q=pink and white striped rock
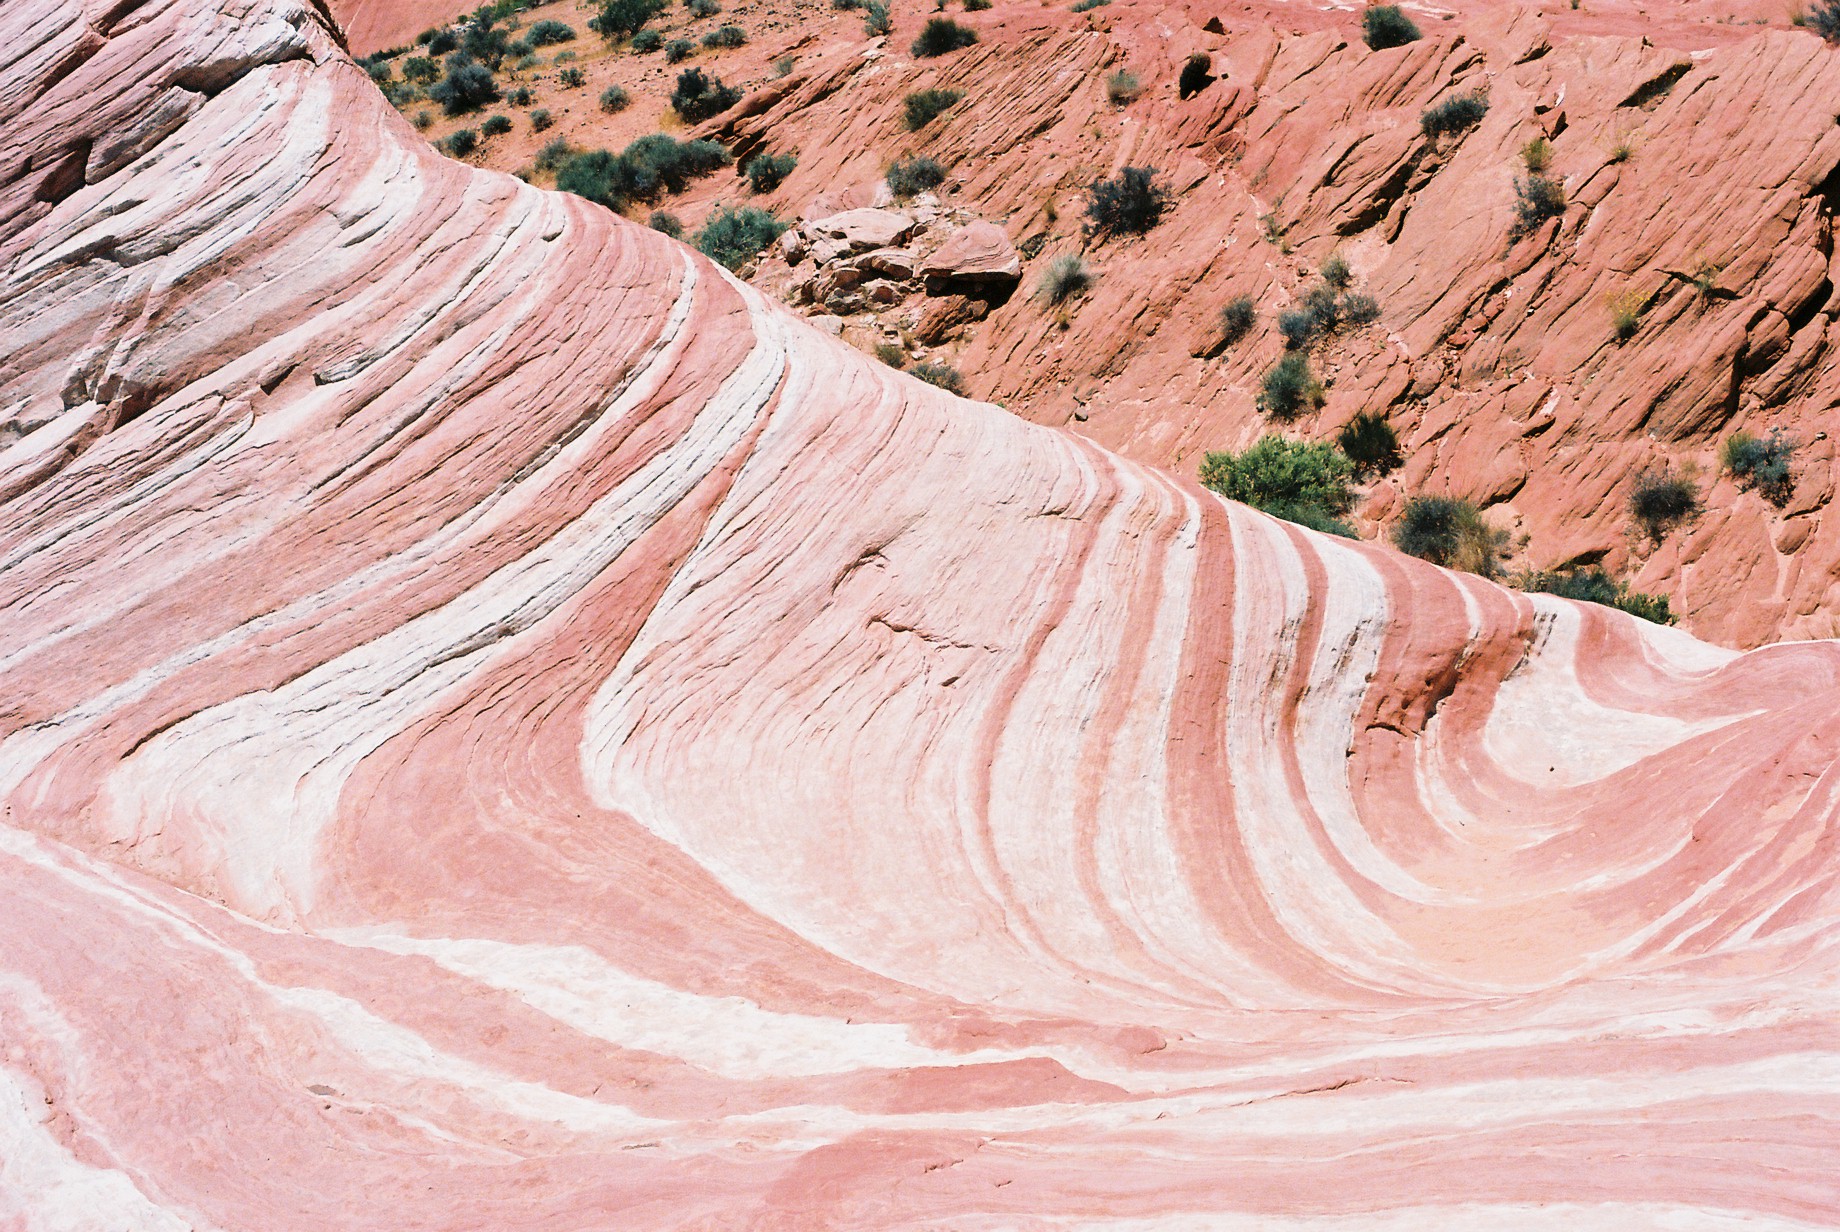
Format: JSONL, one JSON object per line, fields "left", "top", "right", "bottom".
{"left": 1, "top": 0, "right": 1838, "bottom": 1228}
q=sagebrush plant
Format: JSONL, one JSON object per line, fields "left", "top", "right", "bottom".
{"left": 1071, "top": 0, "right": 1109, "bottom": 10}
{"left": 413, "top": 108, "right": 434, "bottom": 129}
{"left": 911, "top": 361, "right": 966, "bottom": 393}
{"left": 1629, "top": 466, "right": 1701, "bottom": 542}
{"left": 671, "top": 66, "right": 742, "bottom": 120}
{"left": 874, "top": 341, "right": 907, "bottom": 367}
{"left": 599, "top": 84, "right": 632, "bottom": 111}
{"left": 1519, "top": 569, "right": 1674, "bottom": 624}
{"left": 481, "top": 113, "right": 512, "bottom": 135}
{"left": 555, "top": 134, "right": 730, "bottom": 207}
{"left": 1319, "top": 253, "right": 1352, "bottom": 290}
{"left": 404, "top": 55, "right": 439, "bottom": 82}
{"left": 772, "top": 53, "right": 796, "bottom": 75}
{"left": 1340, "top": 292, "right": 1381, "bottom": 324}
{"left": 1105, "top": 68, "right": 1141, "bottom": 104}
{"left": 664, "top": 37, "right": 694, "bottom": 61}
{"left": 1511, "top": 175, "right": 1565, "bottom": 238}
{"left": 1259, "top": 353, "right": 1323, "bottom": 420}
{"left": 1362, "top": 4, "right": 1421, "bottom": 49}
{"left": 1392, "top": 496, "right": 1506, "bottom": 576}
{"left": 687, "top": 0, "right": 721, "bottom": 15}
{"left": 695, "top": 204, "right": 787, "bottom": 270}
{"left": 1420, "top": 90, "right": 1488, "bottom": 138}
{"left": 903, "top": 88, "right": 962, "bottom": 130}
{"left": 886, "top": 155, "right": 947, "bottom": 198}
{"left": 1198, "top": 436, "right": 1359, "bottom": 537}
{"left": 1218, "top": 295, "right": 1257, "bottom": 347}
{"left": 1606, "top": 288, "right": 1644, "bottom": 341}
{"left": 1520, "top": 136, "right": 1552, "bottom": 172}
{"left": 444, "top": 127, "right": 479, "bottom": 156}
{"left": 558, "top": 66, "right": 586, "bottom": 87}
{"left": 590, "top": 0, "right": 667, "bottom": 38}
{"left": 529, "top": 107, "right": 553, "bottom": 131}
{"left": 506, "top": 85, "right": 533, "bottom": 105}
{"left": 832, "top": 0, "right": 862, "bottom": 9}
{"left": 703, "top": 24, "right": 747, "bottom": 47}
{"left": 1336, "top": 412, "right": 1401, "bottom": 477}
{"left": 912, "top": 17, "right": 978, "bottom": 56}
{"left": 1036, "top": 253, "right": 1091, "bottom": 305}
{"left": 745, "top": 151, "right": 797, "bottom": 192}
{"left": 1809, "top": 0, "right": 1840, "bottom": 37}
{"left": 631, "top": 29, "right": 663, "bottom": 51}
{"left": 527, "top": 18, "right": 576, "bottom": 44}
{"left": 864, "top": 0, "right": 893, "bottom": 34}
{"left": 431, "top": 55, "right": 498, "bottom": 114}
{"left": 964, "top": 0, "right": 992, "bottom": 10}
{"left": 1084, "top": 166, "right": 1170, "bottom": 237}
{"left": 649, "top": 210, "right": 684, "bottom": 238}
{"left": 535, "top": 136, "right": 571, "bottom": 169}
{"left": 1178, "top": 52, "right": 1212, "bottom": 97}
{"left": 1722, "top": 429, "right": 1797, "bottom": 506}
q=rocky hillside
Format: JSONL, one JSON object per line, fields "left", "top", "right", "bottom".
{"left": 3, "top": 0, "right": 1840, "bottom": 1226}
{"left": 353, "top": 0, "right": 1840, "bottom": 646}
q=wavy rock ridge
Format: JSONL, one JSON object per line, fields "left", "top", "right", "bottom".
{"left": 2, "top": 0, "right": 1839, "bottom": 1227}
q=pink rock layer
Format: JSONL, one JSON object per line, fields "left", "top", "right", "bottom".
{"left": 2, "top": 0, "right": 1839, "bottom": 1228}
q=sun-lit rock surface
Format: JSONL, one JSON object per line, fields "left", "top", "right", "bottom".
{"left": 4, "top": 0, "right": 1840, "bottom": 1227}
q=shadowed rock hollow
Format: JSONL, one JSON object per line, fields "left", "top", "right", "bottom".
{"left": 2, "top": 0, "right": 1840, "bottom": 1227}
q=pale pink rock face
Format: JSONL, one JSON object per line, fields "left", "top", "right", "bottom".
{"left": 2, "top": 0, "right": 1839, "bottom": 1229}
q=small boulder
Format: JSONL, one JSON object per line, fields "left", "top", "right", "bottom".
{"left": 806, "top": 207, "right": 915, "bottom": 252}
{"left": 855, "top": 247, "right": 918, "bottom": 279}
{"left": 918, "top": 222, "right": 1021, "bottom": 287}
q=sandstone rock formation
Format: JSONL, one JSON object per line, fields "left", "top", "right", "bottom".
{"left": 3, "top": 0, "right": 1840, "bottom": 1228}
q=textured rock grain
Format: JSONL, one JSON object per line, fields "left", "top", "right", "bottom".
{"left": 2, "top": 0, "right": 1840, "bottom": 1228}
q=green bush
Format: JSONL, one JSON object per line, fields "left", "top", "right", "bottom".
{"left": 1105, "top": 68, "right": 1140, "bottom": 104}
{"left": 1809, "top": 0, "right": 1840, "bottom": 38}
{"left": 1630, "top": 466, "right": 1701, "bottom": 541}
{"left": 527, "top": 18, "right": 576, "bottom": 44}
{"left": 665, "top": 38, "right": 695, "bottom": 61}
{"left": 703, "top": 24, "right": 747, "bottom": 46}
{"left": 403, "top": 55, "right": 439, "bottom": 82}
{"left": 555, "top": 134, "right": 731, "bottom": 206}
{"left": 672, "top": 67, "right": 742, "bottom": 120}
{"left": 1363, "top": 5, "right": 1421, "bottom": 48}
{"left": 632, "top": 28, "right": 664, "bottom": 51}
{"left": 506, "top": 85, "right": 533, "bottom": 105}
{"left": 864, "top": 0, "right": 893, "bottom": 34}
{"left": 536, "top": 136, "right": 571, "bottom": 169}
{"left": 687, "top": 0, "right": 721, "bottom": 14}
{"left": 530, "top": 107, "right": 554, "bottom": 131}
{"left": 912, "top": 361, "right": 966, "bottom": 393}
{"left": 443, "top": 127, "right": 479, "bottom": 156}
{"left": 430, "top": 55, "right": 498, "bottom": 113}
{"left": 418, "top": 28, "right": 459, "bottom": 54}
{"left": 1178, "top": 52, "right": 1213, "bottom": 97}
{"left": 886, "top": 155, "right": 947, "bottom": 198}
{"left": 1340, "top": 292, "right": 1381, "bottom": 324}
{"left": 557, "top": 66, "right": 585, "bottom": 87}
{"left": 912, "top": 17, "right": 978, "bottom": 56}
{"left": 746, "top": 151, "right": 797, "bottom": 191}
{"left": 600, "top": 84, "right": 632, "bottom": 111}
{"left": 695, "top": 204, "right": 788, "bottom": 269}
{"left": 649, "top": 210, "right": 684, "bottom": 238}
{"left": 481, "top": 112, "right": 512, "bottom": 135}
{"left": 1392, "top": 495, "right": 1505, "bottom": 576}
{"left": 874, "top": 341, "right": 907, "bottom": 367}
{"left": 833, "top": 0, "right": 863, "bottom": 8}
{"left": 591, "top": 0, "right": 668, "bottom": 38}
{"left": 1036, "top": 253, "right": 1090, "bottom": 305}
{"left": 1083, "top": 165, "right": 1169, "bottom": 237}
{"left": 1277, "top": 308, "right": 1316, "bottom": 349}
{"left": 1219, "top": 295, "right": 1256, "bottom": 346}
{"left": 1420, "top": 90, "right": 1488, "bottom": 138}
{"left": 413, "top": 108, "right": 434, "bottom": 129}
{"left": 1512, "top": 175, "right": 1565, "bottom": 238}
{"left": 1722, "top": 429, "right": 1796, "bottom": 506}
{"left": 1198, "top": 436, "right": 1358, "bottom": 536}
{"left": 1520, "top": 569, "right": 1674, "bottom": 624}
{"left": 1071, "top": 0, "right": 1109, "bottom": 10}
{"left": 903, "top": 87, "right": 962, "bottom": 129}
{"left": 1336, "top": 412, "right": 1401, "bottom": 478}
{"left": 1319, "top": 253, "right": 1351, "bottom": 289}
{"left": 772, "top": 54, "right": 796, "bottom": 75}
{"left": 965, "top": 0, "right": 992, "bottom": 9}
{"left": 1258, "top": 353, "right": 1323, "bottom": 420}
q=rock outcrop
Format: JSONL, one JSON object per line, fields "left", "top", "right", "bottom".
{"left": 3, "top": 1, "right": 1840, "bottom": 1229}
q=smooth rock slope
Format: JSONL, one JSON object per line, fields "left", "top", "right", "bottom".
{"left": 2, "top": 0, "right": 1839, "bottom": 1227}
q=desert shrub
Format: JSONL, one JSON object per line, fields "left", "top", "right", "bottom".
{"left": 665, "top": 37, "right": 695, "bottom": 60}
{"left": 965, "top": 0, "right": 992, "bottom": 9}
{"left": 1810, "top": 0, "right": 1840, "bottom": 37}
{"left": 507, "top": 37, "right": 533, "bottom": 59}
{"left": 535, "top": 136, "right": 571, "bottom": 168}
{"left": 1219, "top": 295, "right": 1257, "bottom": 346}
{"left": 1629, "top": 466, "right": 1701, "bottom": 541}
{"left": 555, "top": 50, "right": 580, "bottom": 62}
{"left": 423, "top": 28, "right": 459, "bottom": 55}
{"left": 688, "top": 0, "right": 721, "bottom": 14}
{"left": 1607, "top": 288, "right": 1643, "bottom": 340}
{"left": 911, "top": 361, "right": 966, "bottom": 393}
{"left": 556, "top": 135, "right": 730, "bottom": 206}
{"left": 903, "top": 87, "right": 962, "bottom": 129}
{"left": 1277, "top": 308, "right": 1317, "bottom": 349}
{"left": 1071, "top": 0, "right": 1108, "bottom": 9}
{"left": 1722, "top": 429, "right": 1797, "bottom": 506}
{"left": 1520, "top": 569, "right": 1675, "bottom": 624}
{"left": 703, "top": 24, "right": 747, "bottom": 46}
{"left": 1363, "top": 4, "right": 1421, "bottom": 49}
{"left": 746, "top": 151, "right": 797, "bottom": 191}
{"left": 1520, "top": 136, "right": 1552, "bottom": 172}
{"left": 1037, "top": 253, "right": 1091, "bottom": 305}
{"left": 864, "top": 1, "right": 894, "bottom": 34}
{"left": 1258, "top": 353, "right": 1323, "bottom": 420}
{"left": 481, "top": 112, "right": 512, "bottom": 135}
{"left": 632, "top": 28, "right": 664, "bottom": 51}
{"left": 773, "top": 53, "right": 796, "bottom": 75}
{"left": 365, "top": 57, "right": 394, "bottom": 82}
{"left": 886, "top": 154, "right": 947, "bottom": 198}
{"left": 671, "top": 67, "right": 742, "bottom": 120}
{"left": 515, "top": 52, "right": 540, "bottom": 69}
{"left": 1178, "top": 52, "right": 1213, "bottom": 98}
{"left": 1105, "top": 68, "right": 1141, "bottom": 104}
{"left": 596, "top": 84, "right": 630, "bottom": 112}
{"left": 1336, "top": 412, "right": 1401, "bottom": 477}
{"left": 695, "top": 204, "right": 787, "bottom": 269}
{"left": 443, "top": 127, "right": 479, "bottom": 156}
{"left": 591, "top": 0, "right": 668, "bottom": 38}
{"left": 1084, "top": 165, "right": 1170, "bottom": 237}
{"left": 506, "top": 85, "right": 533, "bottom": 105}
{"left": 1420, "top": 90, "right": 1488, "bottom": 138}
{"left": 649, "top": 209, "right": 684, "bottom": 237}
{"left": 1511, "top": 174, "right": 1565, "bottom": 238}
{"left": 527, "top": 19, "right": 576, "bottom": 44}
{"left": 461, "top": 13, "right": 511, "bottom": 64}
{"left": 1340, "top": 292, "right": 1381, "bottom": 324}
{"left": 413, "top": 108, "right": 435, "bottom": 129}
{"left": 912, "top": 17, "right": 978, "bottom": 56}
{"left": 1393, "top": 495, "right": 1505, "bottom": 575}
{"left": 403, "top": 54, "right": 440, "bottom": 82}
{"left": 1198, "top": 436, "right": 1358, "bottom": 536}
{"left": 530, "top": 107, "right": 554, "bottom": 130}
{"left": 874, "top": 341, "right": 907, "bottom": 367}
{"left": 431, "top": 55, "right": 499, "bottom": 113}
{"left": 1319, "top": 253, "right": 1352, "bottom": 290}
{"left": 558, "top": 66, "right": 586, "bottom": 87}
{"left": 833, "top": 0, "right": 863, "bottom": 8}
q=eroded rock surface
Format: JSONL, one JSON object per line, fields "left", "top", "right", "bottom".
{"left": 2, "top": 0, "right": 1840, "bottom": 1228}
